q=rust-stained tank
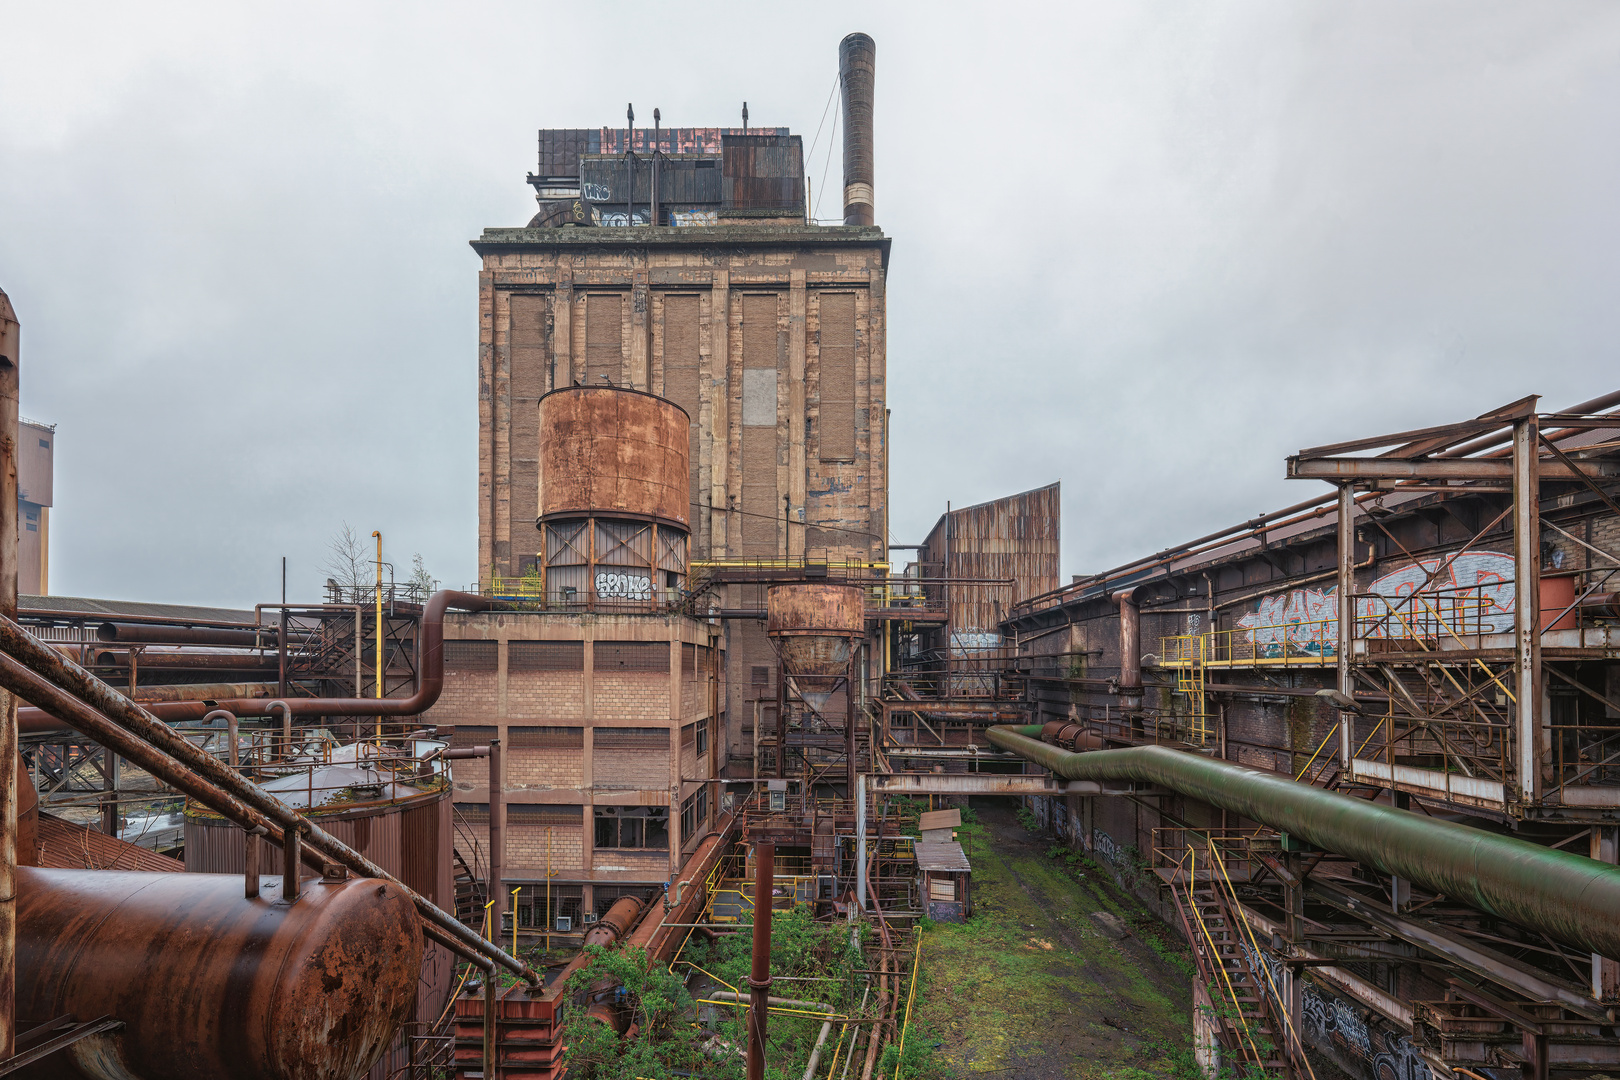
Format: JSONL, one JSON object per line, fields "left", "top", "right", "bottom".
{"left": 536, "top": 387, "right": 691, "bottom": 607}
{"left": 538, "top": 386, "right": 689, "bottom": 527}
{"left": 14, "top": 867, "right": 422, "bottom": 1080}
{"left": 184, "top": 747, "right": 455, "bottom": 1080}
{"left": 767, "top": 584, "right": 866, "bottom": 711}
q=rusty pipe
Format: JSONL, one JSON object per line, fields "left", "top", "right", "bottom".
{"left": 201, "top": 709, "right": 238, "bottom": 767}
{"left": 1111, "top": 588, "right": 1142, "bottom": 700}
{"left": 18, "top": 589, "right": 496, "bottom": 730}
{"left": 0, "top": 619, "right": 538, "bottom": 985}
{"left": 489, "top": 737, "right": 504, "bottom": 940}
{"left": 838, "top": 33, "right": 876, "bottom": 226}
{"left": 584, "top": 895, "right": 644, "bottom": 948}
{"left": 746, "top": 840, "right": 774, "bottom": 1080}
{"left": 95, "top": 622, "right": 270, "bottom": 647}
{"left": 0, "top": 284, "right": 20, "bottom": 1061}
{"left": 989, "top": 724, "right": 1620, "bottom": 963}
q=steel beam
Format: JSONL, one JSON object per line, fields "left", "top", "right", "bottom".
{"left": 1513, "top": 413, "right": 1542, "bottom": 804}
{"left": 867, "top": 773, "right": 1135, "bottom": 796}
{"left": 1287, "top": 457, "right": 1614, "bottom": 480}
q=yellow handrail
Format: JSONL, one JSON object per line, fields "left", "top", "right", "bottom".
{"left": 1212, "top": 847, "right": 1318, "bottom": 1080}
{"left": 1292, "top": 728, "right": 1337, "bottom": 782}
{"left": 1186, "top": 850, "right": 1266, "bottom": 1066}
{"left": 894, "top": 931, "right": 924, "bottom": 1076}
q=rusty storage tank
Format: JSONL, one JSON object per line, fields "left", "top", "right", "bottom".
{"left": 536, "top": 386, "right": 690, "bottom": 607}
{"left": 767, "top": 583, "right": 866, "bottom": 711}
{"left": 14, "top": 866, "right": 422, "bottom": 1080}
{"left": 185, "top": 742, "right": 454, "bottom": 1079}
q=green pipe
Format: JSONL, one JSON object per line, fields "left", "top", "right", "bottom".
{"left": 987, "top": 725, "right": 1620, "bottom": 963}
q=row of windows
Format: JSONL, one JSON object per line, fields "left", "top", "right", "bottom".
{"left": 458, "top": 799, "right": 716, "bottom": 851}
{"left": 449, "top": 723, "right": 718, "bottom": 749}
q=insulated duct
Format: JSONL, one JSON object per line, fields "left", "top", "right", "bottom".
{"left": 838, "top": 33, "right": 876, "bottom": 226}
{"left": 986, "top": 725, "right": 1620, "bottom": 964}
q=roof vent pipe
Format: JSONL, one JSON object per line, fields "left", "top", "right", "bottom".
{"left": 838, "top": 33, "right": 876, "bottom": 226}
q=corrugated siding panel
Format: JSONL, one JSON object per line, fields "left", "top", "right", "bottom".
{"left": 587, "top": 294, "right": 624, "bottom": 385}
{"left": 919, "top": 483, "right": 1062, "bottom": 636}
{"left": 819, "top": 293, "right": 856, "bottom": 461}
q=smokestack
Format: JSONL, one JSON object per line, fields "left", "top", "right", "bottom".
{"left": 838, "top": 33, "right": 876, "bottom": 227}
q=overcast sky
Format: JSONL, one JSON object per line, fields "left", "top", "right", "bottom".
{"left": 2, "top": 2, "right": 1618, "bottom": 607}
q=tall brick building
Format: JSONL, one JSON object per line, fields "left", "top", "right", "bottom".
{"left": 470, "top": 44, "right": 889, "bottom": 777}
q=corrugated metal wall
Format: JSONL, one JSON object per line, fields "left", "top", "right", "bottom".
{"left": 920, "top": 483, "right": 1061, "bottom": 637}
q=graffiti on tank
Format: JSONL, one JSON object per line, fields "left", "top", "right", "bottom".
{"left": 1235, "top": 550, "right": 1514, "bottom": 655}
{"left": 669, "top": 209, "right": 719, "bottom": 227}
{"left": 595, "top": 571, "right": 652, "bottom": 601}
{"left": 598, "top": 210, "right": 651, "bottom": 227}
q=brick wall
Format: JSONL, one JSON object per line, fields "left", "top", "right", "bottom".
{"left": 593, "top": 748, "right": 669, "bottom": 790}
{"left": 509, "top": 748, "right": 583, "bottom": 790}
{"left": 593, "top": 672, "right": 670, "bottom": 721}
{"left": 591, "top": 849, "right": 668, "bottom": 875}
{"left": 508, "top": 672, "right": 585, "bottom": 718}
{"left": 507, "top": 825, "right": 584, "bottom": 872}
{"left": 427, "top": 671, "right": 498, "bottom": 722}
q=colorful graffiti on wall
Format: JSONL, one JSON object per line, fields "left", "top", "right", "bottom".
{"left": 1235, "top": 550, "right": 1515, "bottom": 654}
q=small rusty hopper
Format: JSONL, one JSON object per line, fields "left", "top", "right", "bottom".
{"left": 766, "top": 584, "right": 865, "bottom": 712}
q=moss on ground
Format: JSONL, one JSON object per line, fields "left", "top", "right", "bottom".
{"left": 913, "top": 803, "right": 1200, "bottom": 1079}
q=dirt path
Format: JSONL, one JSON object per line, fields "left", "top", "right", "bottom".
{"left": 911, "top": 801, "right": 1198, "bottom": 1079}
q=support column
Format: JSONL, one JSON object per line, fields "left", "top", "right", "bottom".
{"left": 0, "top": 288, "right": 18, "bottom": 1060}
{"left": 489, "top": 738, "right": 505, "bottom": 937}
{"left": 787, "top": 270, "right": 806, "bottom": 557}
{"left": 775, "top": 658, "right": 787, "bottom": 779}
{"left": 101, "top": 749, "right": 120, "bottom": 837}
{"left": 1594, "top": 825, "right": 1619, "bottom": 1000}
{"left": 855, "top": 774, "right": 867, "bottom": 910}
{"left": 1513, "top": 412, "right": 1542, "bottom": 804}
{"left": 1337, "top": 484, "right": 1355, "bottom": 771}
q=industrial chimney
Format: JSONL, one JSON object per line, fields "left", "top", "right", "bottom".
{"left": 838, "top": 33, "right": 876, "bottom": 226}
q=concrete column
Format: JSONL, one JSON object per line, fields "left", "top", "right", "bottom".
{"left": 1512, "top": 412, "right": 1542, "bottom": 803}
{"left": 493, "top": 286, "right": 512, "bottom": 578}
{"left": 630, "top": 266, "right": 650, "bottom": 390}
{"left": 477, "top": 270, "right": 496, "bottom": 587}
{"left": 711, "top": 269, "right": 731, "bottom": 557}
{"left": 555, "top": 268, "right": 574, "bottom": 387}
{"left": 787, "top": 270, "right": 806, "bottom": 557}
{"left": 496, "top": 637, "right": 509, "bottom": 720}
{"left": 1337, "top": 484, "right": 1355, "bottom": 771}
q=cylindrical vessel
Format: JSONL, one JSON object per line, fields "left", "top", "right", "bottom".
{"left": 537, "top": 387, "right": 689, "bottom": 526}
{"left": 536, "top": 387, "right": 690, "bottom": 607}
{"left": 584, "top": 895, "right": 644, "bottom": 947}
{"left": 766, "top": 584, "right": 865, "bottom": 679}
{"left": 838, "top": 33, "right": 876, "bottom": 226}
{"left": 14, "top": 867, "right": 423, "bottom": 1080}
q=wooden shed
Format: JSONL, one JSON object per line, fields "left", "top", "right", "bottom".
{"left": 915, "top": 839, "right": 972, "bottom": 923}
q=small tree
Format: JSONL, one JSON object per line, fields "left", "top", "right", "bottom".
{"left": 321, "top": 523, "right": 371, "bottom": 595}
{"left": 559, "top": 944, "right": 730, "bottom": 1080}
{"left": 409, "top": 553, "right": 437, "bottom": 599}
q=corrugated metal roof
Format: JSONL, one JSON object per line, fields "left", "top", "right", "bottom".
{"left": 36, "top": 812, "right": 185, "bottom": 873}
{"left": 21, "top": 594, "right": 263, "bottom": 626}
{"left": 538, "top": 127, "right": 790, "bottom": 177}
{"left": 915, "top": 840, "right": 972, "bottom": 874}
{"left": 918, "top": 809, "right": 961, "bottom": 832}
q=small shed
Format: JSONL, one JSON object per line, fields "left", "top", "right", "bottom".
{"left": 918, "top": 808, "right": 960, "bottom": 845}
{"left": 915, "top": 839, "right": 972, "bottom": 923}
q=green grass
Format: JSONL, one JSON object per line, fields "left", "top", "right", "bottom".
{"left": 914, "top": 811, "right": 1198, "bottom": 1079}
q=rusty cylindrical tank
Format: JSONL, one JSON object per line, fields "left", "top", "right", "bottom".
{"left": 537, "top": 387, "right": 690, "bottom": 528}
{"left": 14, "top": 867, "right": 422, "bottom": 1080}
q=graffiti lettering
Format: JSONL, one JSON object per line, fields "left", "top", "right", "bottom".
{"left": 581, "top": 183, "right": 612, "bottom": 202}
{"left": 595, "top": 571, "right": 652, "bottom": 600}
{"left": 669, "top": 209, "right": 718, "bottom": 227}
{"left": 1235, "top": 550, "right": 1514, "bottom": 653}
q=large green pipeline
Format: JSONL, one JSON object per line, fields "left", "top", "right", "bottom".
{"left": 987, "top": 725, "right": 1620, "bottom": 962}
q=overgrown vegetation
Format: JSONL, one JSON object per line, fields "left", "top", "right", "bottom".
{"left": 917, "top": 805, "right": 1197, "bottom": 1079}
{"left": 558, "top": 944, "right": 704, "bottom": 1080}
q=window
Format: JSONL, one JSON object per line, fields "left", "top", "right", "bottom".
{"left": 444, "top": 641, "right": 497, "bottom": 672}
{"left": 681, "top": 787, "right": 710, "bottom": 841}
{"left": 696, "top": 716, "right": 709, "bottom": 756}
{"left": 507, "top": 804, "right": 583, "bottom": 826}
{"left": 593, "top": 727, "right": 669, "bottom": 750}
{"left": 509, "top": 726, "right": 584, "bottom": 750}
{"left": 509, "top": 641, "right": 584, "bottom": 672}
{"left": 594, "top": 806, "right": 668, "bottom": 849}
{"left": 593, "top": 641, "right": 669, "bottom": 671}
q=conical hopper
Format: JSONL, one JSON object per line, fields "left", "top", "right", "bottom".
{"left": 767, "top": 584, "right": 865, "bottom": 713}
